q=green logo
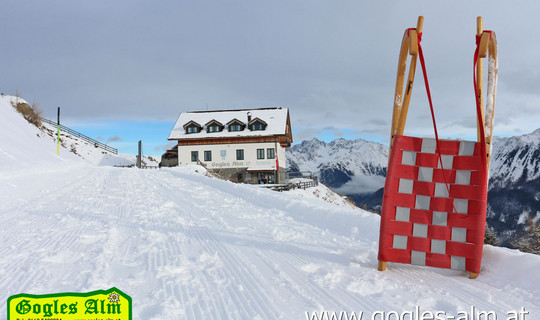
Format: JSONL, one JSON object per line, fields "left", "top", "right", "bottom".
{"left": 8, "top": 287, "right": 132, "bottom": 320}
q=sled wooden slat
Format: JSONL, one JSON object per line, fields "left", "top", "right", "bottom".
{"left": 482, "top": 29, "right": 498, "bottom": 170}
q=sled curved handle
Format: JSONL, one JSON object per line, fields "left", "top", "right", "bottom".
{"left": 389, "top": 16, "right": 424, "bottom": 149}
{"left": 475, "top": 17, "right": 498, "bottom": 168}
{"left": 470, "top": 19, "right": 497, "bottom": 280}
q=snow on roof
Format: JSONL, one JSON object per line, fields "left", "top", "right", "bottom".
{"left": 247, "top": 166, "right": 276, "bottom": 171}
{"left": 168, "top": 107, "right": 289, "bottom": 140}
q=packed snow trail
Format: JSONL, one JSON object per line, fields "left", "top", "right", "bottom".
{"left": 1, "top": 165, "right": 540, "bottom": 319}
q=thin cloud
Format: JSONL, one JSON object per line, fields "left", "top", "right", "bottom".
{"left": 294, "top": 128, "right": 323, "bottom": 142}
{"left": 107, "top": 136, "right": 122, "bottom": 142}
{"left": 335, "top": 175, "right": 386, "bottom": 194}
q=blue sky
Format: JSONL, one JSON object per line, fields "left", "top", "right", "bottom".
{"left": 68, "top": 119, "right": 176, "bottom": 156}
{"left": 66, "top": 119, "right": 382, "bottom": 156}
{"left": 3, "top": 1, "right": 540, "bottom": 156}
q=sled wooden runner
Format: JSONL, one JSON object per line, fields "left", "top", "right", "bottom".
{"left": 377, "top": 16, "right": 498, "bottom": 279}
{"left": 390, "top": 16, "right": 424, "bottom": 143}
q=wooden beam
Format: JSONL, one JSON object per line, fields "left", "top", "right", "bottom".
{"left": 175, "top": 135, "right": 291, "bottom": 148}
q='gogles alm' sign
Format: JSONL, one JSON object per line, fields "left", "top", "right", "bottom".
{"left": 7, "top": 287, "right": 131, "bottom": 320}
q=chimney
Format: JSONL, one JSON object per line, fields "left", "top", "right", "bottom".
{"left": 247, "top": 112, "right": 252, "bottom": 123}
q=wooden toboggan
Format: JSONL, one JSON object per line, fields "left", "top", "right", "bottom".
{"left": 377, "top": 16, "right": 498, "bottom": 279}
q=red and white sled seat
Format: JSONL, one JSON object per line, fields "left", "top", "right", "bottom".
{"left": 378, "top": 135, "right": 488, "bottom": 274}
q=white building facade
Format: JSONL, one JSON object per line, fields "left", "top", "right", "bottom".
{"left": 168, "top": 108, "right": 292, "bottom": 184}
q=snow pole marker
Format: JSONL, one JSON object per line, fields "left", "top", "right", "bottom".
{"left": 57, "top": 107, "right": 60, "bottom": 156}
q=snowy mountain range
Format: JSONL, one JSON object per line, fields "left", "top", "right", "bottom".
{"left": 287, "top": 131, "right": 540, "bottom": 245}
{"left": 490, "top": 129, "right": 540, "bottom": 186}
{"left": 287, "top": 138, "right": 388, "bottom": 193}
{"left": 487, "top": 130, "right": 540, "bottom": 243}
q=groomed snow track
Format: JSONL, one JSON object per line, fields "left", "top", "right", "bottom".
{"left": 1, "top": 165, "right": 539, "bottom": 319}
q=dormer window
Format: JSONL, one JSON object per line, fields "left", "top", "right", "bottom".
{"left": 229, "top": 124, "right": 242, "bottom": 131}
{"left": 205, "top": 120, "right": 224, "bottom": 133}
{"left": 248, "top": 117, "right": 267, "bottom": 131}
{"left": 183, "top": 121, "right": 202, "bottom": 134}
{"left": 227, "top": 118, "right": 245, "bottom": 132}
{"left": 187, "top": 126, "right": 200, "bottom": 133}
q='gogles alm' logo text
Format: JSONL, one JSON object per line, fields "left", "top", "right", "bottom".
{"left": 7, "top": 287, "right": 131, "bottom": 320}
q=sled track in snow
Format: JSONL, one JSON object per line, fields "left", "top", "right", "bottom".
{"left": 2, "top": 167, "right": 540, "bottom": 318}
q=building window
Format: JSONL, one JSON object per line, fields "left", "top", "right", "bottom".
{"left": 257, "top": 149, "right": 265, "bottom": 159}
{"left": 186, "top": 126, "right": 200, "bottom": 134}
{"left": 227, "top": 119, "right": 245, "bottom": 132}
{"left": 204, "top": 150, "right": 212, "bottom": 161}
{"left": 236, "top": 149, "right": 244, "bottom": 160}
{"left": 229, "top": 124, "right": 243, "bottom": 132}
{"left": 267, "top": 148, "right": 275, "bottom": 159}
{"left": 207, "top": 125, "right": 221, "bottom": 133}
{"left": 252, "top": 122, "right": 264, "bottom": 131}
{"left": 191, "top": 151, "right": 199, "bottom": 162}
{"left": 248, "top": 117, "right": 267, "bottom": 131}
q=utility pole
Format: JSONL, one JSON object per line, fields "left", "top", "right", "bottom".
{"left": 57, "top": 107, "right": 60, "bottom": 156}
{"left": 136, "top": 140, "right": 142, "bottom": 168}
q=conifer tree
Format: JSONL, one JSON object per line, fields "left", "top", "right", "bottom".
{"left": 512, "top": 217, "right": 540, "bottom": 254}
{"left": 484, "top": 224, "right": 499, "bottom": 246}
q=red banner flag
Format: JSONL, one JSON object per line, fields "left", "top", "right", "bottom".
{"left": 275, "top": 148, "right": 279, "bottom": 171}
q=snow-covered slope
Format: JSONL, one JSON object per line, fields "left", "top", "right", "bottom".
{"left": 0, "top": 95, "right": 85, "bottom": 175}
{"left": 490, "top": 129, "right": 540, "bottom": 186}
{"left": 287, "top": 179, "right": 358, "bottom": 209}
{"left": 1, "top": 94, "right": 157, "bottom": 168}
{"left": 3, "top": 164, "right": 540, "bottom": 318}
{"left": 487, "top": 130, "right": 540, "bottom": 243}
{"left": 2, "top": 96, "right": 540, "bottom": 319}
